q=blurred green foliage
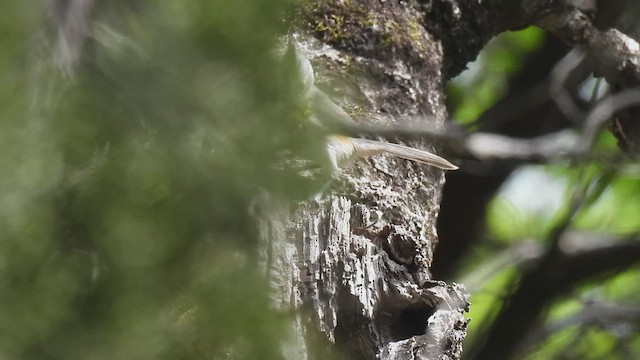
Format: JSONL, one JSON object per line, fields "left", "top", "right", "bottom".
{"left": 487, "top": 163, "right": 640, "bottom": 241}
{"left": 448, "top": 27, "right": 545, "bottom": 124}
{"left": 466, "top": 161, "right": 640, "bottom": 358}
{"left": 576, "top": 173, "right": 640, "bottom": 233}
{"left": 462, "top": 267, "right": 518, "bottom": 346}
{"left": 0, "top": 1, "right": 325, "bottom": 358}
{"left": 449, "top": 26, "right": 640, "bottom": 359}
{"left": 3, "top": 2, "right": 639, "bottom": 359}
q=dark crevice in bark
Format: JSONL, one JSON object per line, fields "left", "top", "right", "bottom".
{"left": 334, "top": 290, "right": 373, "bottom": 360}
{"left": 389, "top": 303, "right": 436, "bottom": 341}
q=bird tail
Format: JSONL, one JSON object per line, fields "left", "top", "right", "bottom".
{"left": 351, "top": 138, "right": 458, "bottom": 170}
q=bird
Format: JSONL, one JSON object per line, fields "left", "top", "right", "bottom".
{"left": 292, "top": 45, "right": 458, "bottom": 172}
{"left": 326, "top": 134, "right": 459, "bottom": 171}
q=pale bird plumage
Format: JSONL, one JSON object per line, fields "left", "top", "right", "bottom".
{"left": 293, "top": 45, "right": 458, "bottom": 172}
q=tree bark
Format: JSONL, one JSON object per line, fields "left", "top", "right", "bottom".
{"left": 261, "top": 1, "right": 476, "bottom": 358}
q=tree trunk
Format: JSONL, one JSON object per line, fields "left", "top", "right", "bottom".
{"left": 260, "top": 1, "right": 473, "bottom": 358}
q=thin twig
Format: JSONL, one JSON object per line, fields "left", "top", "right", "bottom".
{"left": 550, "top": 48, "right": 587, "bottom": 125}
{"left": 580, "top": 87, "right": 640, "bottom": 152}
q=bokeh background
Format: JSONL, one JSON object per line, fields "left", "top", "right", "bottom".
{"left": 441, "top": 22, "right": 640, "bottom": 359}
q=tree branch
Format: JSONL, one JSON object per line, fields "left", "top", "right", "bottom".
{"left": 470, "top": 235, "right": 640, "bottom": 360}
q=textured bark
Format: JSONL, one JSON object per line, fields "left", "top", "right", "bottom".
{"left": 262, "top": 1, "right": 474, "bottom": 358}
